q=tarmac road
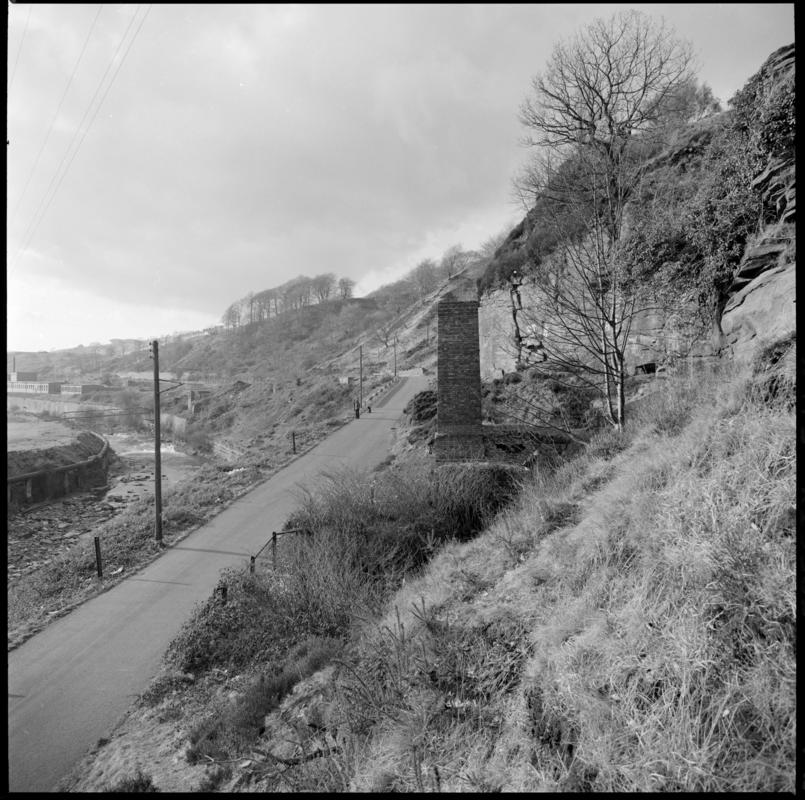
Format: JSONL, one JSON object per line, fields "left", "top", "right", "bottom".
{"left": 7, "top": 376, "right": 429, "bottom": 792}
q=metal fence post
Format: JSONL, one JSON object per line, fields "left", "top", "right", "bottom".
{"left": 94, "top": 536, "right": 103, "bottom": 578}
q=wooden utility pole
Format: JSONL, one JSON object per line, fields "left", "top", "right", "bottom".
{"left": 151, "top": 340, "right": 163, "bottom": 544}
{"left": 359, "top": 344, "right": 363, "bottom": 408}
{"left": 394, "top": 337, "right": 397, "bottom": 377}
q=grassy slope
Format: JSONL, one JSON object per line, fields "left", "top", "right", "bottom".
{"left": 340, "top": 357, "right": 795, "bottom": 792}
{"left": 62, "top": 346, "right": 795, "bottom": 793}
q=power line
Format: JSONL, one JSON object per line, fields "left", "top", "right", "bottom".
{"left": 8, "top": 5, "right": 33, "bottom": 95}
{"left": 9, "top": 6, "right": 105, "bottom": 228}
{"left": 11, "top": 5, "right": 152, "bottom": 271}
{"left": 11, "top": 5, "right": 142, "bottom": 267}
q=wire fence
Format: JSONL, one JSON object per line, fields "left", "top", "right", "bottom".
{"left": 245, "top": 528, "right": 309, "bottom": 576}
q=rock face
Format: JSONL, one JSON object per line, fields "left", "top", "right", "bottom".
{"left": 721, "top": 261, "right": 796, "bottom": 362}
{"left": 478, "top": 42, "right": 795, "bottom": 374}
{"left": 478, "top": 291, "right": 518, "bottom": 379}
{"left": 623, "top": 303, "right": 721, "bottom": 373}
{"left": 720, "top": 42, "right": 795, "bottom": 362}
{"left": 477, "top": 282, "right": 715, "bottom": 379}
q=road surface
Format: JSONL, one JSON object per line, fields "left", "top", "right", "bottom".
{"left": 8, "top": 376, "right": 429, "bottom": 792}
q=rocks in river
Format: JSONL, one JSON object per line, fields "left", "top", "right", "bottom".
{"left": 7, "top": 493, "right": 120, "bottom": 581}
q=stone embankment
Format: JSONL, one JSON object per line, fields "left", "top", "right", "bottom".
{"left": 7, "top": 430, "right": 111, "bottom": 509}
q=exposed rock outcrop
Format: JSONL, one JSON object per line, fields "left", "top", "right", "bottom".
{"left": 721, "top": 261, "right": 795, "bottom": 362}
{"left": 478, "top": 42, "right": 795, "bottom": 373}
{"left": 720, "top": 43, "right": 795, "bottom": 362}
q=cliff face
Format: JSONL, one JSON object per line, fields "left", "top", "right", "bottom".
{"left": 720, "top": 44, "right": 795, "bottom": 362}
{"left": 479, "top": 43, "right": 795, "bottom": 379}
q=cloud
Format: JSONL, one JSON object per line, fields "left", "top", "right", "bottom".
{"left": 6, "top": 3, "right": 795, "bottom": 351}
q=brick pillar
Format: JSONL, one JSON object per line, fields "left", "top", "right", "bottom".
{"left": 434, "top": 300, "right": 484, "bottom": 461}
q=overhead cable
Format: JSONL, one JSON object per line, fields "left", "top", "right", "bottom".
{"left": 11, "top": 5, "right": 152, "bottom": 271}
{"left": 10, "top": 6, "right": 105, "bottom": 228}
{"left": 8, "top": 5, "right": 33, "bottom": 95}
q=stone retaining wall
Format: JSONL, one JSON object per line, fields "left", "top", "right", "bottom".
{"left": 7, "top": 432, "right": 110, "bottom": 509}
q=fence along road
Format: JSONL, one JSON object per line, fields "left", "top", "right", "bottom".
{"left": 8, "top": 375, "right": 430, "bottom": 792}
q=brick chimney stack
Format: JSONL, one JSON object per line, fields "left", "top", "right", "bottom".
{"left": 434, "top": 300, "right": 484, "bottom": 461}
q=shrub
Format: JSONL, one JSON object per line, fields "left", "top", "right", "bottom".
{"left": 584, "top": 426, "right": 632, "bottom": 459}
{"left": 746, "top": 333, "right": 795, "bottom": 411}
{"left": 197, "top": 764, "right": 232, "bottom": 792}
{"left": 165, "top": 570, "right": 307, "bottom": 674}
{"left": 107, "top": 770, "right": 159, "bottom": 792}
{"left": 287, "top": 458, "right": 524, "bottom": 581}
{"left": 184, "top": 425, "right": 212, "bottom": 453}
{"left": 404, "top": 390, "right": 437, "bottom": 423}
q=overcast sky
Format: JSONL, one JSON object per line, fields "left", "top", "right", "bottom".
{"left": 6, "top": 3, "right": 794, "bottom": 352}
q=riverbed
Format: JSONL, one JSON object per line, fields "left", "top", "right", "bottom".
{"left": 103, "top": 432, "right": 207, "bottom": 503}
{"left": 7, "top": 433, "right": 208, "bottom": 583}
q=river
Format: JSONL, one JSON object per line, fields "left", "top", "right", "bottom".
{"left": 103, "top": 431, "right": 207, "bottom": 504}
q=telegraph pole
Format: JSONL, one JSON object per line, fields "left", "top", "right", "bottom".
{"left": 394, "top": 336, "right": 397, "bottom": 377}
{"left": 151, "top": 340, "right": 163, "bottom": 544}
{"left": 359, "top": 344, "right": 363, "bottom": 408}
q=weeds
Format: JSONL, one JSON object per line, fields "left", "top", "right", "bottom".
{"left": 107, "top": 770, "right": 159, "bottom": 792}
{"left": 322, "top": 356, "right": 795, "bottom": 792}
{"left": 69, "top": 353, "right": 795, "bottom": 792}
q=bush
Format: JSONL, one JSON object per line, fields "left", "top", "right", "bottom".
{"left": 746, "top": 333, "right": 795, "bottom": 411}
{"left": 287, "top": 458, "right": 524, "bottom": 581}
{"left": 404, "top": 390, "right": 437, "bottom": 423}
{"left": 107, "top": 770, "right": 159, "bottom": 792}
{"left": 184, "top": 425, "right": 212, "bottom": 453}
{"left": 584, "top": 426, "right": 633, "bottom": 459}
{"left": 165, "top": 570, "right": 307, "bottom": 673}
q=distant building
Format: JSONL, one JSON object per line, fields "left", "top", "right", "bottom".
{"left": 7, "top": 371, "right": 38, "bottom": 382}
{"left": 61, "top": 384, "right": 104, "bottom": 396}
{"left": 7, "top": 381, "right": 63, "bottom": 394}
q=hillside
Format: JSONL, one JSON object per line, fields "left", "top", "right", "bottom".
{"left": 14, "top": 38, "right": 796, "bottom": 794}
{"left": 59, "top": 341, "right": 795, "bottom": 792}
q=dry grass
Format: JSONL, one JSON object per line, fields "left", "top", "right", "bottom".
{"left": 321, "top": 354, "right": 795, "bottom": 792}
{"left": 87, "top": 352, "right": 793, "bottom": 793}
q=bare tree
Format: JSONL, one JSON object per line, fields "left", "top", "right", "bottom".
{"left": 478, "top": 227, "right": 511, "bottom": 261}
{"left": 439, "top": 244, "right": 470, "bottom": 281}
{"left": 221, "top": 301, "right": 241, "bottom": 331}
{"left": 411, "top": 258, "right": 439, "bottom": 304}
{"left": 374, "top": 319, "right": 396, "bottom": 348}
{"left": 514, "top": 10, "right": 694, "bottom": 429}
{"left": 253, "top": 288, "right": 275, "bottom": 321}
{"left": 338, "top": 277, "right": 356, "bottom": 299}
{"left": 311, "top": 272, "right": 337, "bottom": 303}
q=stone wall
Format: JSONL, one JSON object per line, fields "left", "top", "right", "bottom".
{"left": 6, "top": 395, "right": 118, "bottom": 417}
{"left": 7, "top": 432, "right": 110, "bottom": 509}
